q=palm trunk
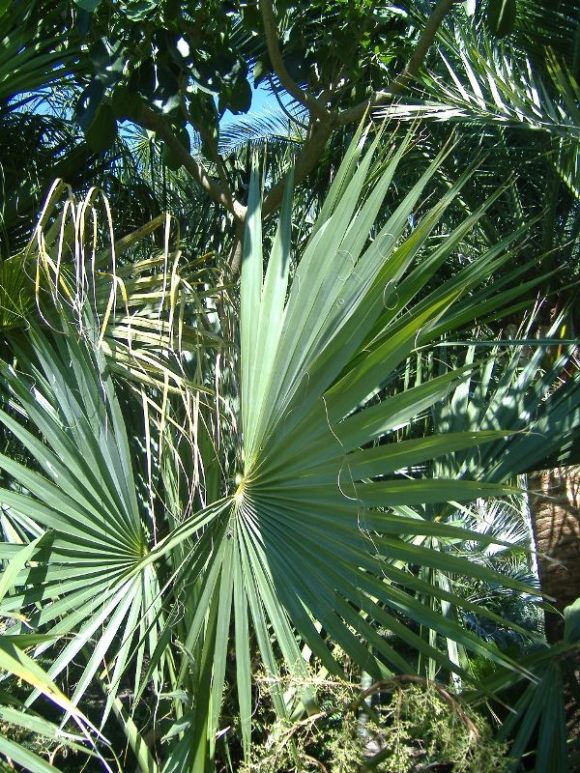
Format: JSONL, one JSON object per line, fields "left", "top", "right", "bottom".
{"left": 529, "top": 465, "right": 580, "bottom": 642}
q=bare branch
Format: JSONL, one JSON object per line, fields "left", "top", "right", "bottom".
{"left": 260, "top": 0, "right": 330, "bottom": 120}
{"left": 267, "top": 74, "right": 309, "bottom": 131}
{"left": 135, "top": 104, "right": 246, "bottom": 221}
{"left": 262, "top": 118, "right": 333, "bottom": 217}
{"left": 394, "top": 0, "right": 460, "bottom": 89}
{"left": 192, "top": 111, "right": 240, "bottom": 216}
{"left": 226, "top": 215, "right": 247, "bottom": 277}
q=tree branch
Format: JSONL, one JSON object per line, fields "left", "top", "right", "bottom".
{"left": 336, "top": 0, "right": 460, "bottom": 127}
{"left": 394, "top": 0, "right": 460, "bottom": 90}
{"left": 135, "top": 104, "right": 246, "bottom": 221}
{"left": 226, "top": 213, "right": 248, "bottom": 277}
{"left": 262, "top": 117, "right": 333, "bottom": 217}
{"left": 228, "top": 117, "right": 333, "bottom": 275}
{"left": 267, "top": 74, "right": 309, "bottom": 131}
{"left": 259, "top": 0, "right": 330, "bottom": 120}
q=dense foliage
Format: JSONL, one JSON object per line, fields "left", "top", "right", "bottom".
{"left": 0, "top": 0, "right": 578, "bottom": 771}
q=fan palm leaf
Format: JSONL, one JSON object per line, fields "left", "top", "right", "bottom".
{"left": 0, "top": 537, "right": 95, "bottom": 772}
{"left": 0, "top": 129, "right": 548, "bottom": 769}
{"left": 0, "top": 327, "right": 172, "bottom": 725}
{"left": 468, "top": 598, "right": 580, "bottom": 772}
{"left": 157, "top": 130, "right": 543, "bottom": 767}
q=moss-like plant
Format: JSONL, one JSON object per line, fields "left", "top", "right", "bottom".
{"left": 240, "top": 673, "right": 510, "bottom": 772}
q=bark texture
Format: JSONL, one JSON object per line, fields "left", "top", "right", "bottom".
{"left": 529, "top": 465, "right": 580, "bottom": 642}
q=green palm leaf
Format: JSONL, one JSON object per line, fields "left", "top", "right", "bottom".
{"left": 0, "top": 130, "right": 545, "bottom": 769}
{"left": 0, "top": 327, "right": 169, "bottom": 723}
{"left": 0, "top": 537, "right": 95, "bottom": 771}
{"left": 157, "top": 131, "right": 540, "bottom": 766}
{"left": 378, "top": 20, "right": 580, "bottom": 197}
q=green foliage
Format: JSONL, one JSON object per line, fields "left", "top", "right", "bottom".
{"left": 0, "top": 130, "right": 561, "bottom": 771}
{"left": 0, "top": 2, "right": 579, "bottom": 764}
{"left": 71, "top": 0, "right": 413, "bottom": 132}
{"left": 0, "top": 2, "right": 76, "bottom": 104}
{"left": 0, "top": 539, "right": 94, "bottom": 772}
{"left": 564, "top": 597, "right": 580, "bottom": 644}
{"left": 241, "top": 675, "right": 510, "bottom": 772}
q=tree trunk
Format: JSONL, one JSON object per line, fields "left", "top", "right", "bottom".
{"left": 529, "top": 465, "right": 580, "bottom": 643}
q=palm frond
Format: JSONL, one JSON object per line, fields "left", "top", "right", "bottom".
{"left": 433, "top": 311, "right": 580, "bottom": 478}
{"left": 154, "top": 130, "right": 544, "bottom": 766}
{"left": 0, "top": 537, "right": 96, "bottom": 771}
{"left": 0, "top": 130, "right": 557, "bottom": 769}
{"left": 219, "top": 108, "right": 305, "bottom": 155}
{"left": 0, "top": 325, "right": 174, "bottom": 725}
{"left": 378, "top": 22, "right": 580, "bottom": 197}
{"left": 4, "top": 181, "right": 224, "bottom": 399}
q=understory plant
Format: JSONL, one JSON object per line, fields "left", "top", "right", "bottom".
{"left": 240, "top": 674, "right": 510, "bottom": 772}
